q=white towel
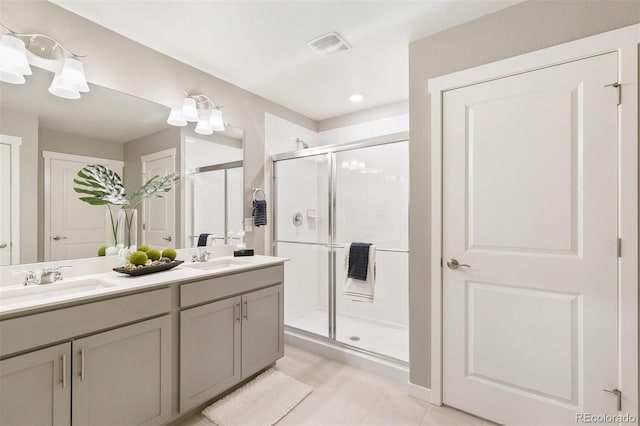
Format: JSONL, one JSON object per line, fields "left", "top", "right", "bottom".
{"left": 342, "top": 243, "right": 376, "bottom": 303}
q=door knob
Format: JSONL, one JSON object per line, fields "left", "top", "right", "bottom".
{"left": 447, "top": 259, "right": 471, "bottom": 270}
{"left": 163, "top": 236, "right": 172, "bottom": 242}
{"left": 52, "top": 236, "right": 68, "bottom": 241}
{"left": 0, "top": 242, "right": 7, "bottom": 248}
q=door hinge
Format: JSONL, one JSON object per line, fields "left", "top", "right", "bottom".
{"left": 440, "top": 258, "right": 443, "bottom": 268}
{"left": 604, "top": 82, "right": 621, "bottom": 105}
{"left": 142, "top": 223, "right": 146, "bottom": 231}
{"left": 617, "top": 238, "right": 622, "bottom": 258}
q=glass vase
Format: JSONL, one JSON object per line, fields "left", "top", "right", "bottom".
{"left": 104, "top": 207, "right": 121, "bottom": 255}
{"left": 117, "top": 209, "right": 138, "bottom": 252}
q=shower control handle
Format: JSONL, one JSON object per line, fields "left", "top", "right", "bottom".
{"left": 447, "top": 259, "right": 471, "bottom": 270}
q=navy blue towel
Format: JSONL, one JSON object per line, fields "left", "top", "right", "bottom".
{"left": 348, "top": 243, "right": 372, "bottom": 281}
{"left": 197, "top": 233, "right": 210, "bottom": 247}
{"left": 253, "top": 200, "right": 267, "bottom": 226}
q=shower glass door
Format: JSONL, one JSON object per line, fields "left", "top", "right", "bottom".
{"left": 275, "top": 154, "right": 330, "bottom": 337}
{"left": 334, "top": 142, "right": 409, "bottom": 361}
{"left": 274, "top": 137, "right": 409, "bottom": 363}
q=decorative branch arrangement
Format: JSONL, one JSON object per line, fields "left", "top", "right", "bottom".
{"left": 74, "top": 164, "right": 179, "bottom": 248}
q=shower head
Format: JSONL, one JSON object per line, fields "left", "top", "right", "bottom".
{"left": 294, "top": 138, "right": 309, "bottom": 150}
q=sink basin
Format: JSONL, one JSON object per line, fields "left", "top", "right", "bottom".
{"left": 0, "top": 278, "right": 117, "bottom": 307}
{"left": 184, "top": 257, "right": 252, "bottom": 271}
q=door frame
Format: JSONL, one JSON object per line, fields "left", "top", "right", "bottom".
{"left": 0, "top": 134, "right": 22, "bottom": 264}
{"left": 428, "top": 24, "right": 639, "bottom": 415}
{"left": 43, "top": 151, "right": 124, "bottom": 261}
{"left": 140, "top": 148, "right": 176, "bottom": 246}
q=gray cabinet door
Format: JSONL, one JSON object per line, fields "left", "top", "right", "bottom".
{"left": 0, "top": 342, "right": 71, "bottom": 426}
{"left": 179, "top": 295, "right": 241, "bottom": 412}
{"left": 241, "top": 284, "right": 284, "bottom": 379}
{"left": 72, "top": 315, "right": 171, "bottom": 426}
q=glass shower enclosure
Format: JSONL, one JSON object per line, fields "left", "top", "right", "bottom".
{"left": 272, "top": 134, "right": 409, "bottom": 363}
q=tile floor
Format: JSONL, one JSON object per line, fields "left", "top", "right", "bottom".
{"left": 177, "top": 345, "right": 493, "bottom": 426}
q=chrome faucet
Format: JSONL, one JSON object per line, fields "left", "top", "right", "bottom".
{"left": 191, "top": 248, "right": 212, "bottom": 263}
{"left": 16, "top": 265, "right": 72, "bottom": 286}
{"left": 40, "top": 266, "right": 72, "bottom": 284}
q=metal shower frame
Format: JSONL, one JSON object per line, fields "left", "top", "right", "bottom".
{"left": 271, "top": 131, "right": 410, "bottom": 365}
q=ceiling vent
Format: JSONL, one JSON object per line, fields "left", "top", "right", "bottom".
{"left": 308, "top": 32, "right": 351, "bottom": 56}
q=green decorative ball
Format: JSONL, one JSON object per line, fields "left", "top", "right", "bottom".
{"left": 162, "top": 248, "right": 177, "bottom": 261}
{"left": 97, "top": 246, "right": 106, "bottom": 256}
{"left": 137, "top": 245, "right": 151, "bottom": 252}
{"left": 146, "top": 249, "right": 162, "bottom": 261}
{"left": 129, "top": 251, "right": 148, "bottom": 266}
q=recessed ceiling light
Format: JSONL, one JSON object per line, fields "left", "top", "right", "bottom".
{"left": 349, "top": 94, "right": 364, "bottom": 103}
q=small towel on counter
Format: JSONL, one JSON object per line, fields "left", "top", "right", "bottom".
{"left": 197, "top": 233, "right": 211, "bottom": 247}
{"left": 253, "top": 200, "right": 267, "bottom": 226}
{"left": 343, "top": 243, "right": 376, "bottom": 303}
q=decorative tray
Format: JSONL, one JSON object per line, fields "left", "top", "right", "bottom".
{"left": 113, "top": 260, "right": 184, "bottom": 276}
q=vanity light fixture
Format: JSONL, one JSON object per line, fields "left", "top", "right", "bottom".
{"left": 167, "top": 93, "right": 225, "bottom": 134}
{"left": 0, "top": 23, "right": 90, "bottom": 100}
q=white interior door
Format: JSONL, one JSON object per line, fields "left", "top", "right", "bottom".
{"left": 142, "top": 149, "right": 175, "bottom": 248}
{"left": 46, "top": 153, "right": 123, "bottom": 261}
{"left": 442, "top": 53, "right": 618, "bottom": 425}
{"left": 0, "top": 144, "right": 11, "bottom": 266}
{"left": 0, "top": 135, "right": 20, "bottom": 265}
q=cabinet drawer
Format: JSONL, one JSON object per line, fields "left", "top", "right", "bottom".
{"left": 0, "top": 288, "right": 171, "bottom": 357}
{"left": 180, "top": 265, "right": 284, "bottom": 308}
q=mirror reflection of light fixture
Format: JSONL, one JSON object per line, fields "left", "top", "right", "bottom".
{"left": 0, "top": 23, "right": 90, "bottom": 99}
{"left": 167, "top": 93, "right": 225, "bottom": 133}
{"left": 0, "top": 34, "right": 32, "bottom": 84}
{"left": 167, "top": 108, "right": 187, "bottom": 126}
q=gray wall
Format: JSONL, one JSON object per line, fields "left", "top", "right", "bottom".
{"left": 0, "top": 0, "right": 317, "bottom": 255}
{"left": 39, "top": 128, "right": 124, "bottom": 161}
{"left": 0, "top": 108, "right": 39, "bottom": 263}
{"left": 408, "top": 0, "right": 640, "bottom": 388}
{"left": 124, "top": 127, "right": 182, "bottom": 245}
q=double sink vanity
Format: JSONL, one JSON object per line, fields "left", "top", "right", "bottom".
{"left": 0, "top": 254, "right": 286, "bottom": 425}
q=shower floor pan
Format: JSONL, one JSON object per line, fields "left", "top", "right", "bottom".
{"left": 286, "top": 308, "right": 408, "bottom": 362}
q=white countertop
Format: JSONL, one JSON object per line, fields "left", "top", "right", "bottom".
{"left": 0, "top": 255, "right": 287, "bottom": 317}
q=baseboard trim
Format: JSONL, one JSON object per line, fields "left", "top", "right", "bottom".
{"left": 406, "top": 382, "right": 432, "bottom": 402}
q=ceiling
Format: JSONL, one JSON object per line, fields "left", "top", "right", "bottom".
{"left": 51, "top": 0, "right": 521, "bottom": 121}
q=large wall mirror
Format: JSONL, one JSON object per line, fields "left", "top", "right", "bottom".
{"left": 0, "top": 66, "right": 244, "bottom": 266}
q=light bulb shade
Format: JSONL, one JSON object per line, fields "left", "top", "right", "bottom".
{"left": 195, "top": 119, "right": 213, "bottom": 135}
{"left": 0, "top": 70, "right": 25, "bottom": 84}
{"left": 0, "top": 34, "right": 32, "bottom": 83}
{"left": 48, "top": 74, "right": 80, "bottom": 99}
{"left": 182, "top": 97, "right": 199, "bottom": 122}
{"left": 167, "top": 108, "right": 187, "bottom": 126}
{"left": 56, "top": 58, "right": 90, "bottom": 92}
{"left": 208, "top": 108, "right": 225, "bottom": 131}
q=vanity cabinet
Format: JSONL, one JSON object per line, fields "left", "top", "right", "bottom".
{"left": 180, "top": 296, "right": 242, "bottom": 410}
{"left": 0, "top": 343, "right": 71, "bottom": 426}
{"left": 72, "top": 315, "right": 172, "bottom": 426}
{"left": 179, "top": 281, "right": 284, "bottom": 412}
{"left": 240, "top": 284, "right": 284, "bottom": 379}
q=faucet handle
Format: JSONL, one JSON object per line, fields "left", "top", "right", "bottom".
{"left": 14, "top": 269, "right": 38, "bottom": 286}
{"left": 52, "top": 265, "right": 72, "bottom": 282}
